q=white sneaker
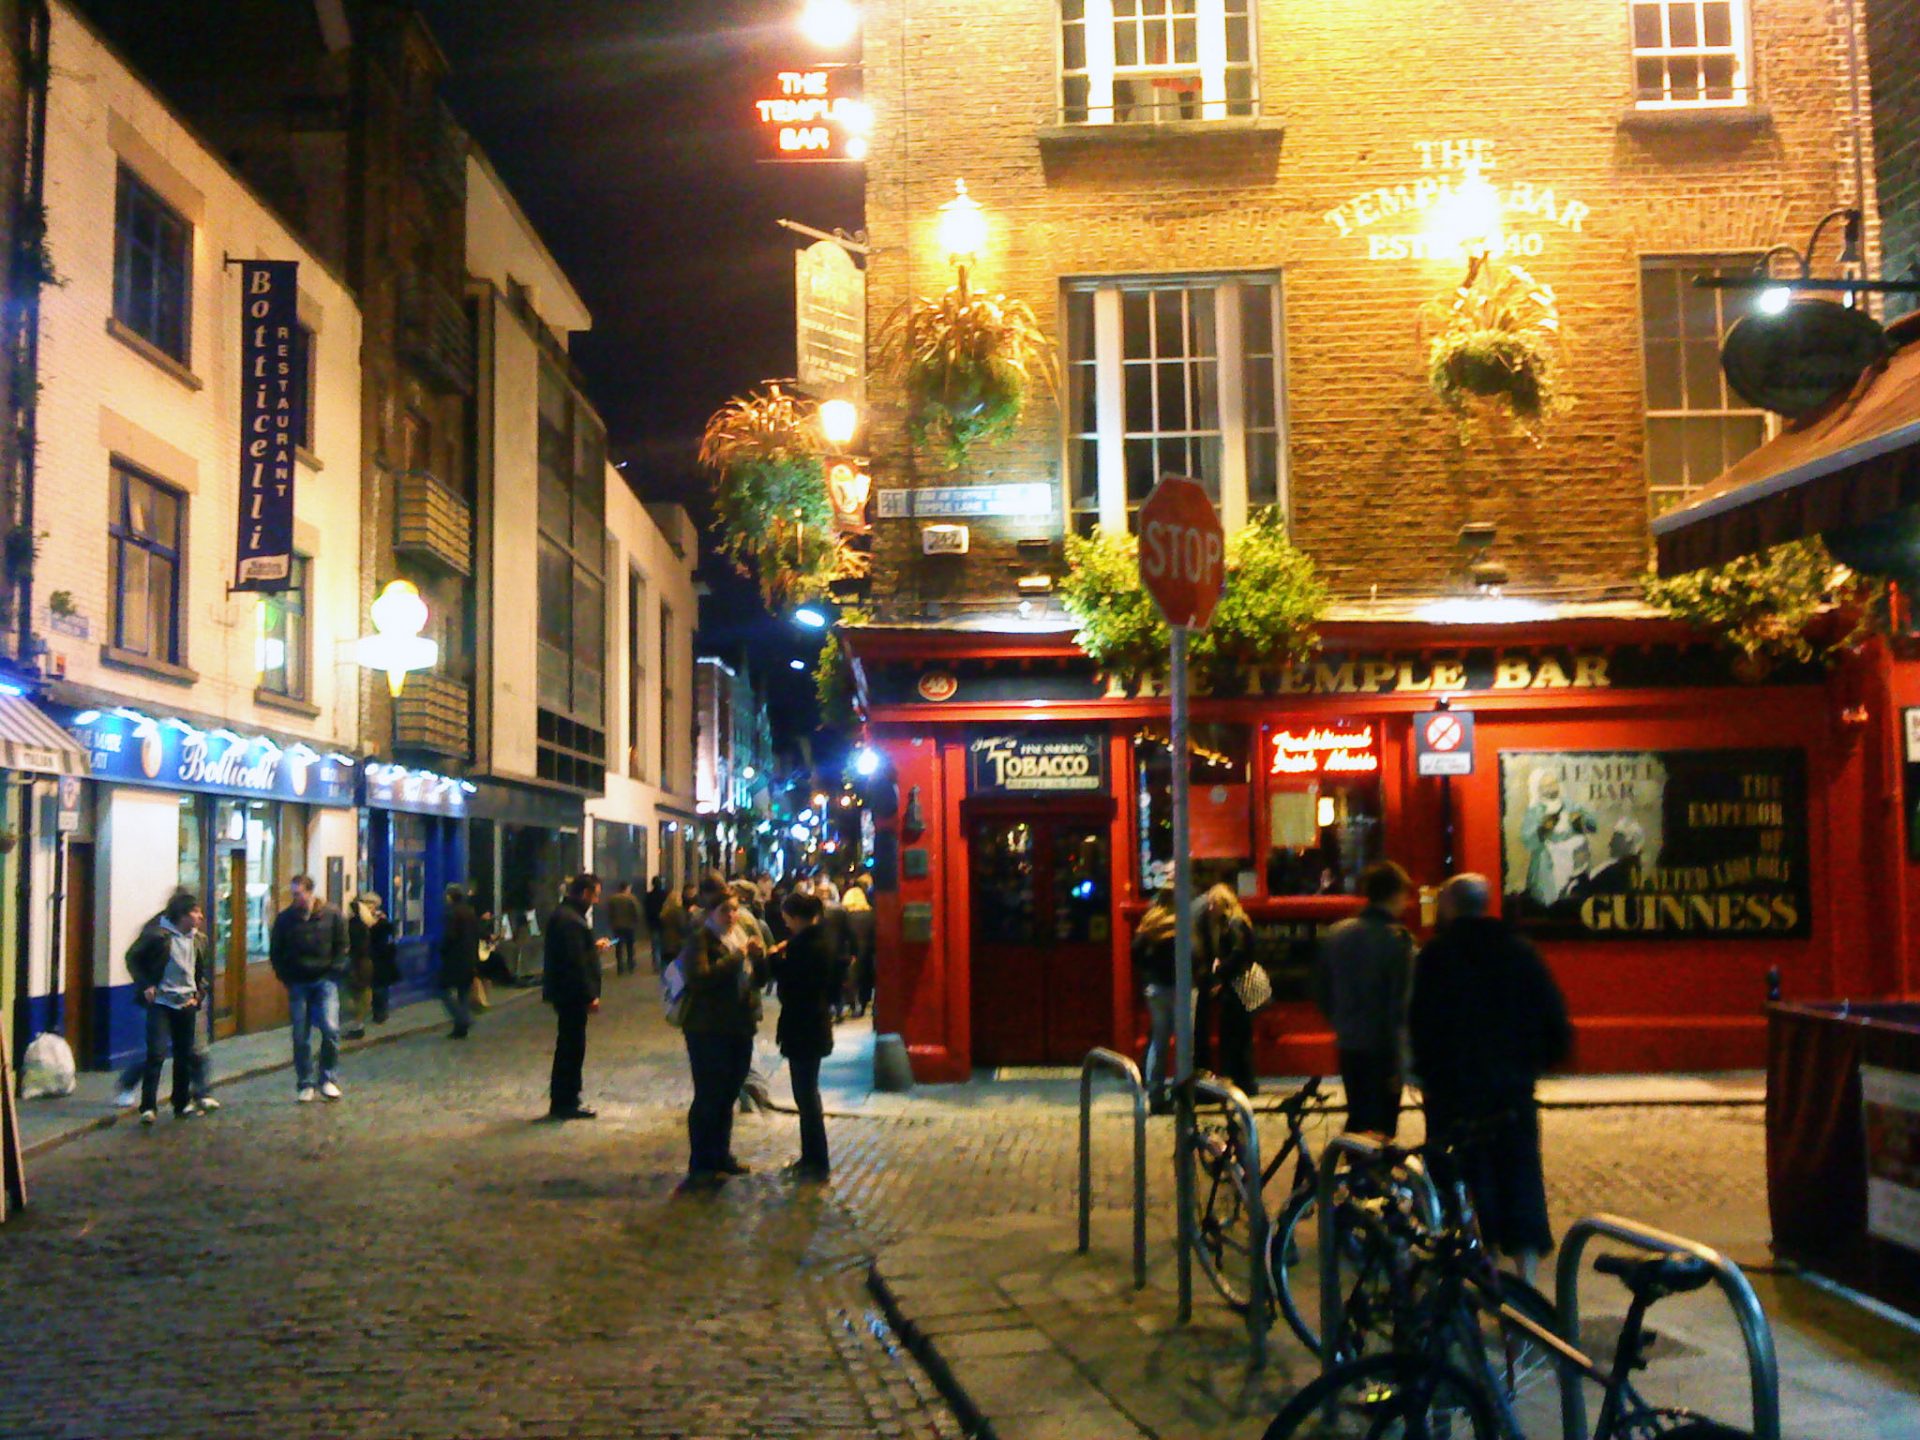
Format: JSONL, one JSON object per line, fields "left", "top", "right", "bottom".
{"left": 297, "top": 1087, "right": 318, "bottom": 1104}
{"left": 115, "top": 1086, "right": 140, "bottom": 1108}
{"left": 319, "top": 1081, "right": 343, "bottom": 1101}
{"left": 195, "top": 1096, "right": 221, "bottom": 1113}
{"left": 138, "top": 1110, "right": 157, "bottom": 1126}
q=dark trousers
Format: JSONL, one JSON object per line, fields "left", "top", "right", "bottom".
{"left": 788, "top": 1051, "right": 829, "bottom": 1170}
{"left": 441, "top": 985, "right": 473, "bottom": 1034}
{"left": 1216, "top": 990, "right": 1258, "bottom": 1096}
{"left": 685, "top": 1030, "right": 753, "bottom": 1173}
{"left": 613, "top": 927, "right": 638, "bottom": 975}
{"left": 1337, "top": 1047, "right": 1402, "bottom": 1137}
{"left": 1426, "top": 1094, "right": 1553, "bottom": 1256}
{"left": 549, "top": 1002, "right": 590, "bottom": 1114}
{"left": 140, "top": 1005, "right": 202, "bottom": 1115}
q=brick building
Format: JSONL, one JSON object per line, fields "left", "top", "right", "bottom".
{"left": 842, "top": 0, "right": 1914, "bottom": 1079}
{"left": 1867, "top": 0, "right": 1919, "bottom": 317}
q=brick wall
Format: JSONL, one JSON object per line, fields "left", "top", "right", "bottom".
{"left": 861, "top": 0, "right": 1869, "bottom": 609}
{"left": 1868, "top": 0, "right": 1920, "bottom": 317}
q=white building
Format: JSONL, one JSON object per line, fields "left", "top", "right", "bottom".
{"left": 22, "top": 0, "right": 364, "bottom": 1066}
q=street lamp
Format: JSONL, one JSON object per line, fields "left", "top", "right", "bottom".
{"left": 938, "top": 179, "right": 987, "bottom": 289}
{"left": 356, "top": 579, "right": 437, "bottom": 697}
{"left": 819, "top": 398, "right": 859, "bottom": 449}
{"left": 1426, "top": 162, "right": 1503, "bottom": 262}
{"left": 799, "top": 0, "right": 859, "bottom": 48}
{"left": 793, "top": 604, "right": 830, "bottom": 630}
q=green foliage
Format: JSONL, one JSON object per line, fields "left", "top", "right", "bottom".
{"left": 1643, "top": 538, "right": 1872, "bottom": 671}
{"left": 1424, "top": 257, "right": 1565, "bottom": 441}
{"left": 698, "top": 385, "right": 838, "bottom": 610}
{"left": 877, "top": 284, "right": 1056, "bottom": 466}
{"left": 1061, "top": 506, "right": 1327, "bottom": 691}
{"left": 813, "top": 607, "right": 870, "bottom": 734}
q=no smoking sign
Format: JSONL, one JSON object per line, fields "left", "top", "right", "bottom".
{"left": 1415, "top": 710, "right": 1475, "bottom": 777}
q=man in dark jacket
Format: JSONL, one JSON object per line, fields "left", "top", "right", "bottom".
{"left": 643, "top": 876, "right": 669, "bottom": 971}
{"left": 269, "top": 874, "right": 350, "bottom": 1103}
{"left": 543, "top": 873, "right": 608, "bottom": 1120}
{"left": 1410, "top": 873, "right": 1572, "bottom": 1281}
{"left": 439, "top": 885, "right": 483, "bottom": 1039}
{"left": 127, "top": 888, "right": 214, "bottom": 1123}
{"left": 771, "top": 891, "right": 841, "bottom": 1178}
{"left": 605, "top": 881, "right": 642, "bottom": 976}
{"left": 1314, "top": 860, "right": 1415, "bottom": 1137}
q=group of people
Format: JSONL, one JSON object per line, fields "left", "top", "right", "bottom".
{"left": 1133, "top": 862, "right": 1571, "bottom": 1279}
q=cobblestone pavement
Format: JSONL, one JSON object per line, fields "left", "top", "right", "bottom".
{"left": 1, "top": 973, "right": 1787, "bottom": 1439}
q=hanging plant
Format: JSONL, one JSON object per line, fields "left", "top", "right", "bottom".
{"left": 813, "top": 606, "right": 870, "bottom": 734}
{"left": 1061, "top": 506, "right": 1326, "bottom": 692}
{"left": 698, "top": 384, "right": 840, "bottom": 610}
{"left": 877, "top": 284, "right": 1056, "bottom": 466}
{"left": 1422, "top": 256, "right": 1566, "bottom": 442}
{"left": 1643, "top": 537, "right": 1874, "bottom": 679}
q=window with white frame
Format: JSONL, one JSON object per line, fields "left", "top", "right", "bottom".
{"left": 1066, "top": 276, "right": 1285, "bottom": 534}
{"left": 1640, "top": 255, "right": 1771, "bottom": 516}
{"left": 1060, "top": 0, "right": 1255, "bottom": 125}
{"left": 1631, "top": 0, "right": 1750, "bottom": 108}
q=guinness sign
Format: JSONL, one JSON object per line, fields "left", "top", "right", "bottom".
{"left": 1722, "top": 299, "right": 1889, "bottom": 417}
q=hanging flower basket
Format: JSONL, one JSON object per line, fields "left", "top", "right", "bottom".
{"left": 878, "top": 284, "right": 1056, "bottom": 467}
{"left": 1423, "top": 257, "right": 1566, "bottom": 441}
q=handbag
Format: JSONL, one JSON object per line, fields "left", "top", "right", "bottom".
{"left": 1229, "top": 960, "right": 1274, "bottom": 1015}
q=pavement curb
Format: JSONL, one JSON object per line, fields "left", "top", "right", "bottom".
{"left": 868, "top": 1258, "right": 998, "bottom": 1440}
{"left": 19, "top": 986, "right": 541, "bottom": 1161}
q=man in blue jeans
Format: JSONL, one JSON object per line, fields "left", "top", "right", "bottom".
{"left": 269, "top": 873, "right": 350, "bottom": 1103}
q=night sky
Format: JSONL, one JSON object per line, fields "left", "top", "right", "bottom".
{"left": 415, "top": 0, "right": 864, "bottom": 757}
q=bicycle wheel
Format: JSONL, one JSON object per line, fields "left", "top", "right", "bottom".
{"left": 1186, "top": 1108, "right": 1265, "bottom": 1313}
{"left": 1261, "top": 1354, "right": 1498, "bottom": 1440}
{"left": 1458, "top": 1272, "right": 1562, "bottom": 1432}
{"left": 1268, "top": 1179, "right": 1406, "bottom": 1359}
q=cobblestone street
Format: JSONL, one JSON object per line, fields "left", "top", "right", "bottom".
{"left": 0, "top": 971, "right": 1804, "bottom": 1439}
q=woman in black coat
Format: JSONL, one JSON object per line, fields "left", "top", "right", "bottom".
{"left": 438, "top": 886, "right": 483, "bottom": 1038}
{"left": 771, "top": 890, "right": 840, "bottom": 1179}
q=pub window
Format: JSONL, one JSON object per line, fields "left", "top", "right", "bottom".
{"left": 1264, "top": 720, "right": 1383, "bottom": 897}
{"left": 1135, "top": 723, "right": 1253, "bottom": 896}
{"left": 113, "top": 165, "right": 193, "bottom": 363}
{"left": 108, "top": 462, "right": 184, "bottom": 665}
{"left": 1631, "top": 0, "right": 1750, "bottom": 108}
{"left": 1067, "top": 275, "right": 1286, "bottom": 535}
{"left": 1060, "top": 0, "right": 1257, "bottom": 125}
{"left": 1639, "top": 255, "right": 1772, "bottom": 516}
{"left": 256, "top": 555, "right": 311, "bottom": 701}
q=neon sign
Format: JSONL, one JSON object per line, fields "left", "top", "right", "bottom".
{"left": 753, "top": 69, "right": 871, "bottom": 161}
{"left": 1270, "top": 725, "right": 1379, "bottom": 778}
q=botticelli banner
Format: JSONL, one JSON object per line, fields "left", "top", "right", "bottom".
{"left": 233, "top": 260, "right": 303, "bottom": 592}
{"left": 1498, "top": 749, "right": 1810, "bottom": 940}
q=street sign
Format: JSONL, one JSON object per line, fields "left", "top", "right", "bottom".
{"left": 1138, "top": 476, "right": 1225, "bottom": 630}
{"left": 1415, "top": 709, "right": 1475, "bottom": 777}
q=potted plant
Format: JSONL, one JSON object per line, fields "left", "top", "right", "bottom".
{"left": 877, "top": 285, "right": 1056, "bottom": 466}
{"left": 1423, "top": 256, "right": 1566, "bottom": 441}
{"left": 1643, "top": 538, "right": 1873, "bottom": 680}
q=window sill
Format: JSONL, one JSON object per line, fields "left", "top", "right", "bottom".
{"left": 100, "top": 645, "right": 198, "bottom": 685}
{"left": 105, "top": 317, "right": 204, "bottom": 391}
{"left": 1618, "top": 104, "right": 1772, "bottom": 135}
{"left": 254, "top": 687, "right": 320, "bottom": 718}
{"left": 296, "top": 446, "right": 323, "bottom": 472}
{"left": 1038, "top": 115, "right": 1284, "bottom": 148}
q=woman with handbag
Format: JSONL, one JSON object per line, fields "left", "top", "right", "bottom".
{"left": 1196, "top": 884, "right": 1263, "bottom": 1097}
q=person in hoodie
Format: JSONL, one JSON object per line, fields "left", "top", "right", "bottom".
{"left": 269, "top": 874, "right": 351, "bottom": 1104}
{"left": 127, "top": 888, "right": 214, "bottom": 1124}
{"left": 1409, "top": 873, "right": 1572, "bottom": 1282}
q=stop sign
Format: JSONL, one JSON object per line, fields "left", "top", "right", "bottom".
{"left": 1137, "top": 476, "right": 1225, "bottom": 629}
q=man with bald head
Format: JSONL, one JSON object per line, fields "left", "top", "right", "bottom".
{"left": 1410, "top": 873, "right": 1570, "bottom": 1282}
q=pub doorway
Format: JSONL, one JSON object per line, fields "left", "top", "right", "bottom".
{"left": 967, "top": 807, "right": 1113, "bottom": 1067}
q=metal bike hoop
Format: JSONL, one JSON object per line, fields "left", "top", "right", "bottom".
{"left": 1555, "top": 1213, "right": 1780, "bottom": 1440}
{"left": 1187, "top": 1074, "right": 1272, "bottom": 1366}
{"left": 1078, "top": 1047, "right": 1149, "bottom": 1291}
{"left": 1315, "top": 1132, "right": 1444, "bottom": 1374}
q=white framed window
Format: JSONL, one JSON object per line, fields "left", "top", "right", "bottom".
{"left": 1065, "top": 274, "right": 1287, "bottom": 535}
{"left": 1639, "top": 255, "right": 1773, "bottom": 517}
{"left": 1060, "top": 0, "right": 1256, "bottom": 125}
{"left": 1631, "top": 0, "right": 1750, "bottom": 108}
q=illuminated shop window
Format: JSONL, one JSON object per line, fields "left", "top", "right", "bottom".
{"left": 1135, "top": 723, "right": 1253, "bottom": 896}
{"left": 1264, "top": 721, "right": 1382, "bottom": 897}
{"left": 1066, "top": 276, "right": 1286, "bottom": 536}
{"left": 1640, "top": 256, "right": 1772, "bottom": 517}
{"left": 1630, "top": 0, "right": 1750, "bottom": 108}
{"left": 1060, "top": 0, "right": 1256, "bottom": 125}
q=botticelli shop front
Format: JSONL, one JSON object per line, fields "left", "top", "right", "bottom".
{"left": 845, "top": 614, "right": 1908, "bottom": 1082}
{"left": 54, "top": 706, "right": 359, "bottom": 1065}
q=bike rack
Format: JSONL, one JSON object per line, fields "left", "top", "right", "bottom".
{"left": 1314, "top": 1131, "right": 1444, "bottom": 1374}
{"left": 1077, "top": 1047, "right": 1149, "bottom": 1291}
{"left": 1185, "top": 1074, "right": 1272, "bottom": 1366}
{"left": 1556, "top": 1213, "right": 1780, "bottom": 1440}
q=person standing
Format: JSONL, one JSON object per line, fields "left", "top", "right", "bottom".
{"left": 678, "top": 879, "right": 765, "bottom": 1186}
{"left": 1195, "top": 884, "right": 1260, "bottom": 1096}
{"left": 343, "top": 893, "right": 375, "bottom": 1040}
{"left": 1410, "top": 874, "right": 1572, "bottom": 1282}
{"left": 543, "top": 873, "right": 608, "bottom": 1120}
{"left": 1313, "top": 861, "right": 1415, "bottom": 1137}
{"left": 814, "top": 879, "right": 856, "bottom": 1021}
{"left": 269, "top": 875, "right": 350, "bottom": 1103}
{"left": 1131, "top": 891, "right": 1178, "bottom": 1114}
{"left": 605, "top": 881, "right": 642, "bottom": 976}
{"left": 438, "top": 885, "right": 483, "bottom": 1039}
{"left": 841, "top": 883, "right": 876, "bottom": 1019}
{"left": 772, "top": 890, "right": 838, "bottom": 1179}
{"left": 127, "top": 889, "right": 214, "bottom": 1124}
{"left": 643, "top": 875, "right": 669, "bottom": 972}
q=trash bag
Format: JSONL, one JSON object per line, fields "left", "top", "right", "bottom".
{"left": 20, "top": 1032, "right": 77, "bottom": 1099}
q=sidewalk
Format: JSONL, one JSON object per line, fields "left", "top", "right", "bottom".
{"left": 15, "top": 983, "right": 539, "bottom": 1158}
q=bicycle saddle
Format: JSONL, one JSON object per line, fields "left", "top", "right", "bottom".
{"left": 1593, "top": 1252, "right": 1714, "bottom": 1301}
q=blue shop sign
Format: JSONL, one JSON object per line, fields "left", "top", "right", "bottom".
{"left": 57, "top": 707, "right": 356, "bottom": 806}
{"left": 362, "top": 761, "right": 471, "bottom": 818}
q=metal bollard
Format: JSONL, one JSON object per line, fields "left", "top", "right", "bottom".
{"left": 1078, "top": 1047, "right": 1149, "bottom": 1291}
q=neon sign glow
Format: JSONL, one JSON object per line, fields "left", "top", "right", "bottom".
{"left": 1270, "top": 725, "right": 1379, "bottom": 777}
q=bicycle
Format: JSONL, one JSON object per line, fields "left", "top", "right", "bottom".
{"left": 1261, "top": 1229, "right": 1754, "bottom": 1439}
